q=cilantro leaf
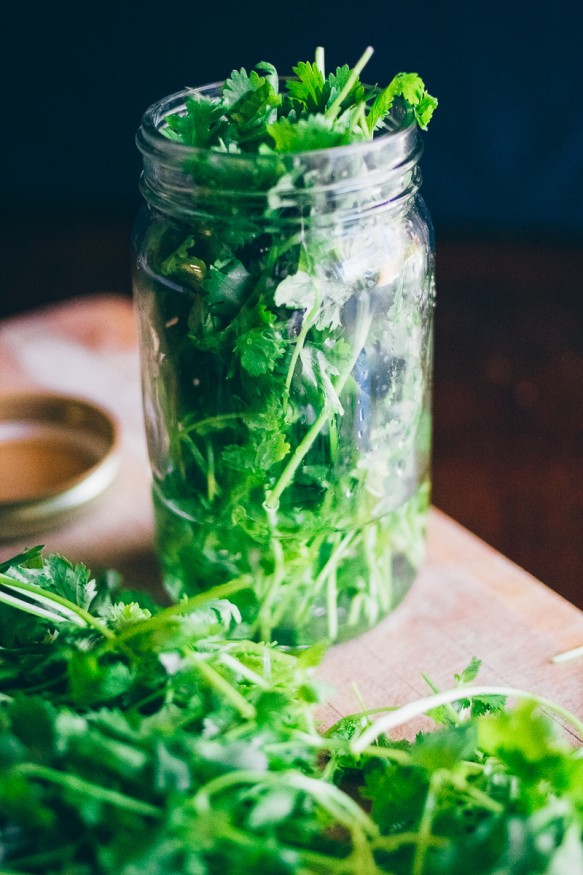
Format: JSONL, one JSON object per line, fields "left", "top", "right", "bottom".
{"left": 160, "top": 237, "right": 207, "bottom": 289}
{"left": 367, "top": 72, "right": 438, "bottom": 132}
{"left": 410, "top": 722, "right": 477, "bottom": 772}
{"left": 165, "top": 95, "right": 224, "bottom": 147}
{"left": 222, "top": 67, "right": 258, "bottom": 107}
{"left": 286, "top": 61, "right": 326, "bottom": 112}
{"left": 223, "top": 430, "right": 290, "bottom": 475}
{"left": 274, "top": 270, "right": 316, "bottom": 311}
{"left": 455, "top": 656, "right": 482, "bottom": 685}
{"left": 201, "top": 256, "right": 253, "bottom": 316}
{"left": 267, "top": 114, "right": 362, "bottom": 152}
{"left": 0, "top": 545, "right": 44, "bottom": 574}
{"left": 254, "top": 61, "right": 279, "bottom": 94}
{"left": 5, "top": 554, "right": 97, "bottom": 611}
{"left": 234, "top": 304, "right": 286, "bottom": 375}
{"left": 223, "top": 68, "right": 282, "bottom": 145}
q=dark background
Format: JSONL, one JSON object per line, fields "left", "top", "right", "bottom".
{"left": 1, "top": 1, "right": 582, "bottom": 606}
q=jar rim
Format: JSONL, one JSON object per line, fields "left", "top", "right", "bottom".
{"left": 137, "top": 82, "right": 419, "bottom": 164}
{"left": 136, "top": 82, "right": 423, "bottom": 221}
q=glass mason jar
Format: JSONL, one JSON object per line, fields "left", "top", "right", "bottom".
{"left": 133, "top": 86, "right": 435, "bottom": 646}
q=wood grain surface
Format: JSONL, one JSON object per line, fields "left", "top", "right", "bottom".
{"left": 1, "top": 294, "right": 582, "bottom": 739}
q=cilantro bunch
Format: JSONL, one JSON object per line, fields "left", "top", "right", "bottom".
{"left": 163, "top": 46, "right": 437, "bottom": 154}
{"left": 1, "top": 548, "right": 583, "bottom": 874}
{"left": 135, "top": 47, "right": 436, "bottom": 645}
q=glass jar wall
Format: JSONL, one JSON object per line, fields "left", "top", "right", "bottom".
{"left": 133, "top": 87, "right": 435, "bottom": 646}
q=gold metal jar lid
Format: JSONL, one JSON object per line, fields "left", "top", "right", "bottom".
{"left": 0, "top": 392, "right": 120, "bottom": 538}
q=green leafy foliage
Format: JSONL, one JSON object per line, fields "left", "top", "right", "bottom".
{"left": 286, "top": 60, "right": 326, "bottom": 111}
{"left": 164, "top": 95, "right": 225, "bottom": 147}
{"left": 267, "top": 113, "right": 363, "bottom": 152}
{"left": 224, "top": 68, "right": 282, "bottom": 146}
{"left": 234, "top": 303, "right": 286, "bottom": 375}
{"left": 1, "top": 558, "right": 582, "bottom": 874}
{"left": 139, "top": 46, "right": 436, "bottom": 647}
{"left": 367, "top": 72, "right": 438, "bottom": 132}
{"left": 163, "top": 47, "right": 437, "bottom": 153}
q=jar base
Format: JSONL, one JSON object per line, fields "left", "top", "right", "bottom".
{"left": 152, "top": 480, "right": 429, "bottom": 646}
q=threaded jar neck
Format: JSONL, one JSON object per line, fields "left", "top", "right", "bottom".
{"left": 136, "top": 85, "right": 423, "bottom": 227}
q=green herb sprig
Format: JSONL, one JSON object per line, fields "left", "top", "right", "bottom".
{"left": 1, "top": 548, "right": 582, "bottom": 874}
{"left": 137, "top": 48, "right": 436, "bottom": 645}
{"left": 164, "top": 46, "right": 437, "bottom": 153}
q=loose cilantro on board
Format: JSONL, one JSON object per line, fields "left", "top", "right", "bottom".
{"left": 0, "top": 548, "right": 582, "bottom": 874}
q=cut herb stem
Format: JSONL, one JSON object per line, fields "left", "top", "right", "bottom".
{"left": 315, "top": 46, "right": 325, "bottom": 79}
{"left": 351, "top": 685, "right": 583, "bottom": 753}
{"left": 189, "top": 651, "right": 257, "bottom": 719}
{"left": 106, "top": 576, "right": 252, "bottom": 648}
{"left": 551, "top": 644, "right": 583, "bottom": 664}
{"left": 0, "top": 573, "right": 113, "bottom": 638}
{"left": 15, "top": 763, "right": 160, "bottom": 818}
{"left": 326, "top": 46, "right": 374, "bottom": 121}
{"left": 265, "top": 296, "right": 372, "bottom": 510}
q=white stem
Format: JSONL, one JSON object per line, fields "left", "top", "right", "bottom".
{"left": 0, "top": 588, "right": 77, "bottom": 626}
{"left": 315, "top": 46, "right": 325, "bottom": 79}
{"left": 351, "top": 685, "right": 583, "bottom": 754}
{"left": 552, "top": 644, "right": 583, "bottom": 664}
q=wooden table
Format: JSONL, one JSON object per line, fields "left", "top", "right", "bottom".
{"left": 1, "top": 295, "right": 582, "bottom": 740}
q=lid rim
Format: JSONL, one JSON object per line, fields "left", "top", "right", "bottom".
{"left": 0, "top": 391, "right": 121, "bottom": 537}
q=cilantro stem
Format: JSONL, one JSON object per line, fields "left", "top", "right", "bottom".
{"left": 421, "top": 673, "right": 462, "bottom": 725}
{"left": 188, "top": 651, "right": 257, "bottom": 719}
{"left": 1, "top": 844, "right": 81, "bottom": 873}
{"left": 0, "top": 587, "right": 71, "bottom": 626}
{"left": 283, "top": 301, "right": 319, "bottom": 403}
{"left": 351, "top": 685, "right": 583, "bottom": 753}
{"left": 14, "top": 763, "right": 160, "bottom": 817}
{"left": 363, "top": 523, "right": 385, "bottom": 616}
{"left": 182, "top": 411, "right": 247, "bottom": 434}
{"left": 324, "top": 706, "right": 398, "bottom": 737}
{"left": 265, "top": 295, "right": 372, "bottom": 510}
{"left": 373, "top": 832, "right": 447, "bottom": 854}
{"left": 287, "top": 529, "right": 358, "bottom": 634}
{"left": 105, "top": 576, "right": 252, "bottom": 648}
{"left": 309, "top": 531, "right": 357, "bottom": 628}
{"left": 0, "top": 573, "right": 114, "bottom": 638}
{"left": 326, "top": 46, "right": 374, "bottom": 122}
{"left": 350, "top": 743, "right": 412, "bottom": 765}
{"left": 194, "top": 768, "right": 379, "bottom": 838}
{"left": 327, "top": 566, "right": 338, "bottom": 641}
{"left": 412, "top": 771, "right": 440, "bottom": 875}
{"left": 456, "top": 779, "right": 504, "bottom": 814}
{"left": 197, "top": 818, "right": 360, "bottom": 874}
{"left": 219, "top": 652, "right": 270, "bottom": 688}
{"left": 329, "top": 413, "right": 339, "bottom": 466}
{"left": 354, "top": 101, "right": 370, "bottom": 138}
{"left": 178, "top": 432, "right": 207, "bottom": 481}
{"left": 315, "top": 46, "right": 325, "bottom": 79}
{"left": 205, "top": 437, "right": 218, "bottom": 500}
{"left": 321, "top": 729, "right": 413, "bottom": 766}
{"left": 256, "top": 506, "right": 287, "bottom": 640}
{"left": 551, "top": 643, "right": 583, "bottom": 664}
